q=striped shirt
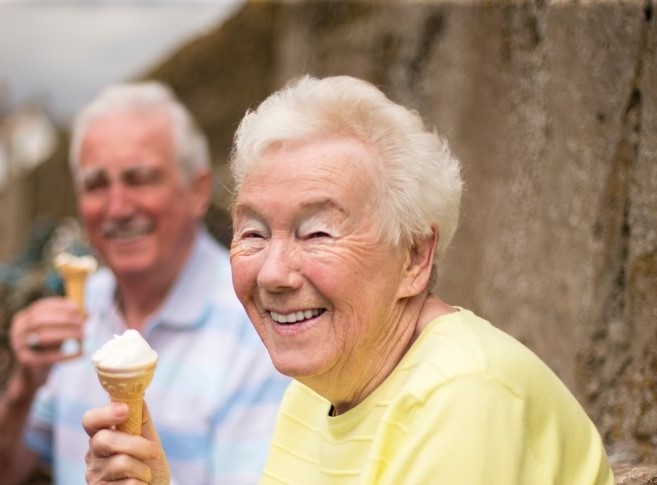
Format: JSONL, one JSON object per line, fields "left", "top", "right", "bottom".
{"left": 26, "top": 228, "right": 289, "bottom": 485}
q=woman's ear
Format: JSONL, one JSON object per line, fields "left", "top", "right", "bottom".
{"left": 398, "top": 227, "right": 438, "bottom": 299}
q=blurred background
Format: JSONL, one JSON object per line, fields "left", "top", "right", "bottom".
{"left": 1, "top": 0, "right": 656, "bottom": 482}
{"left": 0, "top": 1, "right": 243, "bottom": 124}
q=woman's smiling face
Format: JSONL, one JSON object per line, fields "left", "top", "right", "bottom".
{"left": 230, "top": 136, "right": 410, "bottom": 386}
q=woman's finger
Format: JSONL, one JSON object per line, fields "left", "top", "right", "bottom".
{"left": 90, "top": 428, "right": 158, "bottom": 462}
{"left": 85, "top": 448, "right": 152, "bottom": 484}
{"left": 83, "top": 403, "right": 129, "bottom": 437}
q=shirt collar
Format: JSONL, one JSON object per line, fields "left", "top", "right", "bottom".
{"left": 152, "top": 226, "right": 227, "bottom": 330}
{"left": 89, "top": 226, "right": 229, "bottom": 332}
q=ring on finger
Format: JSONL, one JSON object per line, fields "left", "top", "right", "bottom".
{"left": 27, "top": 331, "right": 41, "bottom": 350}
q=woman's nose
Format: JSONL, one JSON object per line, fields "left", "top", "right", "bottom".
{"left": 257, "top": 239, "right": 303, "bottom": 292}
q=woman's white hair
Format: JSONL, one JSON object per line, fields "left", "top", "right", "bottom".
{"left": 69, "top": 81, "right": 210, "bottom": 185}
{"left": 230, "top": 75, "right": 463, "bottom": 287}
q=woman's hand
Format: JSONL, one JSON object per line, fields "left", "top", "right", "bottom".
{"left": 83, "top": 402, "right": 170, "bottom": 484}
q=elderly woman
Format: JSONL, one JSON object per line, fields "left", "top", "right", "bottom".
{"left": 83, "top": 75, "right": 613, "bottom": 484}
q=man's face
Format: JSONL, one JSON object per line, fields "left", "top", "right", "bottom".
{"left": 230, "top": 136, "right": 409, "bottom": 388}
{"left": 77, "top": 108, "right": 206, "bottom": 284}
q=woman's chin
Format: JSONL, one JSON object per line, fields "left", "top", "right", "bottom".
{"left": 270, "top": 351, "right": 327, "bottom": 380}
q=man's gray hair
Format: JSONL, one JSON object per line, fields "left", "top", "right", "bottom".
{"left": 69, "top": 81, "right": 210, "bottom": 185}
{"left": 229, "top": 75, "right": 463, "bottom": 288}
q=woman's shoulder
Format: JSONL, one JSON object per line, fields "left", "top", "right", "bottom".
{"left": 401, "top": 307, "right": 565, "bottom": 403}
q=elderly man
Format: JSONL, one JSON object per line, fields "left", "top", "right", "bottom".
{"left": 83, "top": 75, "right": 614, "bottom": 484}
{"left": 0, "top": 81, "right": 288, "bottom": 485}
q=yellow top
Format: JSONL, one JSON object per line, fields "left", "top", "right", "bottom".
{"left": 261, "top": 308, "right": 614, "bottom": 485}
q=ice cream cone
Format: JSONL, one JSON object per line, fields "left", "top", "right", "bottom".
{"left": 63, "top": 274, "right": 86, "bottom": 313}
{"left": 54, "top": 253, "right": 97, "bottom": 315}
{"left": 94, "top": 359, "right": 157, "bottom": 435}
{"left": 54, "top": 253, "right": 97, "bottom": 356}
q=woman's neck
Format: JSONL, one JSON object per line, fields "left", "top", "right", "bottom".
{"left": 307, "top": 292, "right": 456, "bottom": 416}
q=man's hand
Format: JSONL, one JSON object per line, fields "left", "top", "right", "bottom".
{"left": 83, "top": 402, "right": 170, "bottom": 485}
{"left": 9, "top": 297, "right": 85, "bottom": 392}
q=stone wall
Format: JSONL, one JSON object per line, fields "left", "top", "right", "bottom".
{"left": 5, "top": 0, "right": 656, "bottom": 471}
{"left": 616, "top": 464, "right": 657, "bottom": 485}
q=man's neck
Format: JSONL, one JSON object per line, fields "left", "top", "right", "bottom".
{"left": 116, "top": 274, "right": 174, "bottom": 330}
{"left": 115, "top": 232, "right": 198, "bottom": 330}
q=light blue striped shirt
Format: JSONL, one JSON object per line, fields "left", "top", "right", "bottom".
{"left": 26, "top": 228, "right": 290, "bottom": 485}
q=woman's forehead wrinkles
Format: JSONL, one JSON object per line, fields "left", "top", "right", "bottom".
{"left": 298, "top": 198, "right": 347, "bottom": 216}
{"left": 234, "top": 196, "right": 348, "bottom": 223}
{"left": 233, "top": 202, "right": 261, "bottom": 221}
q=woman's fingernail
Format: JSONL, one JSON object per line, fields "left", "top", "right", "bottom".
{"left": 112, "top": 402, "right": 128, "bottom": 417}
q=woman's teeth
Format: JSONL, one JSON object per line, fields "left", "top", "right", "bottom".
{"left": 270, "top": 309, "right": 323, "bottom": 324}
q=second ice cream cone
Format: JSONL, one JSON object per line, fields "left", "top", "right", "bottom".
{"left": 54, "top": 253, "right": 97, "bottom": 315}
{"left": 95, "top": 360, "right": 157, "bottom": 435}
{"left": 63, "top": 274, "right": 87, "bottom": 314}
{"left": 54, "top": 253, "right": 97, "bottom": 355}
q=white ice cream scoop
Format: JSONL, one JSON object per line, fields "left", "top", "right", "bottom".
{"left": 93, "top": 330, "right": 158, "bottom": 435}
{"left": 92, "top": 329, "right": 158, "bottom": 368}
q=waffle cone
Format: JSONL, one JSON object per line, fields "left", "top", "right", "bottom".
{"left": 56, "top": 262, "right": 93, "bottom": 315}
{"left": 54, "top": 255, "right": 95, "bottom": 355}
{"left": 63, "top": 274, "right": 87, "bottom": 314}
{"left": 94, "top": 360, "right": 157, "bottom": 435}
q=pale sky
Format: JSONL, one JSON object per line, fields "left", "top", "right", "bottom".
{"left": 0, "top": 1, "right": 243, "bottom": 125}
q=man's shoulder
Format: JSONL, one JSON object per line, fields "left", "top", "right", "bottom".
{"left": 198, "top": 228, "right": 230, "bottom": 261}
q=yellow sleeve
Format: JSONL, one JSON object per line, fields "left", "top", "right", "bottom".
{"left": 379, "top": 374, "right": 532, "bottom": 485}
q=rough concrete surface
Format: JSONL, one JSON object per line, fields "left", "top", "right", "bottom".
{"left": 616, "top": 464, "right": 657, "bottom": 485}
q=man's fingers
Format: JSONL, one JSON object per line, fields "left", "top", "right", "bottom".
{"left": 22, "top": 296, "right": 82, "bottom": 316}
{"left": 10, "top": 297, "right": 85, "bottom": 359}
{"left": 18, "top": 346, "right": 81, "bottom": 366}
{"left": 32, "top": 323, "right": 84, "bottom": 343}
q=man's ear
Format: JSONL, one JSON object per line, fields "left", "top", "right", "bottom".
{"left": 189, "top": 169, "right": 213, "bottom": 219}
{"left": 398, "top": 227, "right": 438, "bottom": 299}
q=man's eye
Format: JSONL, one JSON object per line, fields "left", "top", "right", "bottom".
{"left": 81, "top": 176, "right": 108, "bottom": 192}
{"left": 123, "top": 168, "right": 162, "bottom": 186}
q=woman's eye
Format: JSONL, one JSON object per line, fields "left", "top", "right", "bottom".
{"left": 307, "top": 231, "right": 330, "bottom": 239}
{"left": 242, "top": 231, "right": 265, "bottom": 239}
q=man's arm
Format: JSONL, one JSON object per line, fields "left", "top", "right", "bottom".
{"left": 0, "top": 369, "right": 40, "bottom": 484}
{"left": 0, "top": 296, "right": 86, "bottom": 484}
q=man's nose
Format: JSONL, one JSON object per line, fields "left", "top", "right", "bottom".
{"left": 257, "top": 239, "right": 303, "bottom": 292}
{"left": 106, "top": 183, "right": 134, "bottom": 219}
